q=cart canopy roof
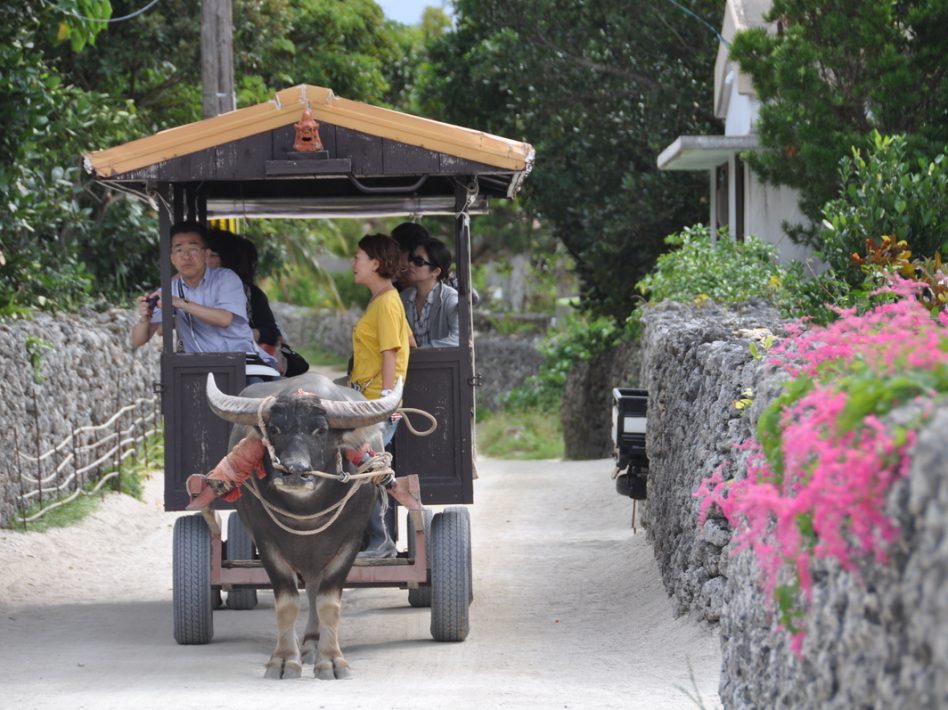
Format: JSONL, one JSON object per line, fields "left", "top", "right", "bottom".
{"left": 84, "top": 84, "right": 534, "bottom": 218}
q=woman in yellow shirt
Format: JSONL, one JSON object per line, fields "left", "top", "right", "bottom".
{"left": 350, "top": 234, "right": 410, "bottom": 400}
{"left": 350, "top": 233, "right": 410, "bottom": 558}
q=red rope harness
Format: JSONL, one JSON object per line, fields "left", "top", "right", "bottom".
{"left": 185, "top": 436, "right": 266, "bottom": 509}
{"left": 207, "top": 436, "right": 267, "bottom": 502}
{"left": 184, "top": 436, "right": 374, "bottom": 510}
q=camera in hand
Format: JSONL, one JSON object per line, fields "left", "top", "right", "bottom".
{"left": 146, "top": 295, "right": 159, "bottom": 309}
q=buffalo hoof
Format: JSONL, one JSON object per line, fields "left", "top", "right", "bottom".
{"left": 315, "top": 659, "right": 351, "bottom": 680}
{"left": 264, "top": 659, "right": 303, "bottom": 680}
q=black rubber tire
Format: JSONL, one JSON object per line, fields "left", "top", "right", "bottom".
{"left": 225, "top": 513, "right": 258, "bottom": 610}
{"left": 430, "top": 508, "right": 472, "bottom": 642}
{"left": 172, "top": 514, "right": 214, "bottom": 645}
{"left": 407, "top": 508, "right": 434, "bottom": 608}
{"left": 445, "top": 505, "right": 474, "bottom": 604}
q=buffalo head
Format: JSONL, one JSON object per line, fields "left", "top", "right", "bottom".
{"left": 206, "top": 373, "right": 402, "bottom": 495}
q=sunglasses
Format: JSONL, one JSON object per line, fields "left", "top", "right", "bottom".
{"left": 409, "top": 255, "right": 432, "bottom": 267}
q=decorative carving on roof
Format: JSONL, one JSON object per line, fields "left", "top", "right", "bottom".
{"left": 293, "top": 108, "right": 323, "bottom": 152}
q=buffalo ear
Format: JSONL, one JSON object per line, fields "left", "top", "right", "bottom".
{"left": 341, "top": 423, "right": 386, "bottom": 454}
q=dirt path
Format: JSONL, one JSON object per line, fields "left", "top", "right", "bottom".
{"left": 0, "top": 457, "right": 721, "bottom": 709}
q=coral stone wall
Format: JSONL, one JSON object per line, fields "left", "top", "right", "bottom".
{"left": 473, "top": 334, "right": 544, "bottom": 412}
{"left": 0, "top": 309, "right": 160, "bottom": 527}
{"left": 561, "top": 340, "right": 642, "bottom": 459}
{"left": 271, "top": 304, "right": 544, "bottom": 412}
{"left": 639, "top": 300, "right": 784, "bottom": 621}
{"left": 0, "top": 306, "right": 543, "bottom": 526}
{"left": 639, "top": 300, "right": 948, "bottom": 709}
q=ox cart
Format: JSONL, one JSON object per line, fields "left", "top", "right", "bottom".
{"left": 85, "top": 85, "right": 533, "bottom": 651}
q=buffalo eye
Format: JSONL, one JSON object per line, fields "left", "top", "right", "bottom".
{"left": 264, "top": 424, "right": 281, "bottom": 437}
{"left": 311, "top": 425, "right": 327, "bottom": 436}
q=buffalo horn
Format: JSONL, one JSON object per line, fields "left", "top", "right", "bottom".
{"left": 323, "top": 378, "right": 404, "bottom": 429}
{"left": 206, "top": 373, "right": 272, "bottom": 426}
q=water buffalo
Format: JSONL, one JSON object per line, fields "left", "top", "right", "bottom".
{"left": 205, "top": 372, "right": 403, "bottom": 680}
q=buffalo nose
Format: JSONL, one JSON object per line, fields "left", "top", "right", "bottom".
{"left": 284, "top": 460, "right": 310, "bottom": 476}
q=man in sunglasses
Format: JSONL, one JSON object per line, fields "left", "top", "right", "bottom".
{"left": 131, "top": 221, "right": 280, "bottom": 383}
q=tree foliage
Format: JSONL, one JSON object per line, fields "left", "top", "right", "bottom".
{"left": 0, "top": 0, "right": 424, "bottom": 314}
{"left": 420, "top": 0, "right": 722, "bottom": 321}
{"left": 730, "top": 0, "right": 948, "bottom": 225}
{"left": 0, "top": 2, "right": 147, "bottom": 312}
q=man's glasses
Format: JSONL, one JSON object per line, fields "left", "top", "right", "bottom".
{"left": 172, "top": 246, "right": 206, "bottom": 258}
{"left": 409, "top": 255, "right": 432, "bottom": 267}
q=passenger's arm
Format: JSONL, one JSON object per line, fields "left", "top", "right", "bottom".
{"left": 380, "top": 349, "right": 398, "bottom": 392}
{"left": 131, "top": 319, "right": 159, "bottom": 348}
{"left": 429, "top": 287, "right": 460, "bottom": 348}
{"left": 171, "top": 296, "right": 234, "bottom": 328}
{"left": 131, "top": 293, "right": 159, "bottom": 348}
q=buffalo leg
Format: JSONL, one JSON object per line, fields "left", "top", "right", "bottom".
{"left": 265, "top": 580, "right": 303, "bottom": 679}
{"left": 300, "top": 585, "right": 320, "bottom": 665}
{"left": 310, "top": 587, "right": 350, "bottom": 680}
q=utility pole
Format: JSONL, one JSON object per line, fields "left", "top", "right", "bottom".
{"left": 201, "top": 0, "right": 235, "bottom": 118}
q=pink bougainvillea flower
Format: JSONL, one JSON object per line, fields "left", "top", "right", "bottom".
{"left": 695, "top": 279, "right": 946, "bottom": 654}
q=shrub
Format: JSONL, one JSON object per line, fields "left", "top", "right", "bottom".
{"left": 852, "top": 235, "right": 948, "bottom": 315}
{"left": 636, "top": 225, "right": 783, "bottom": 305}
{"left": 772, "top": 261, "right": 854, "bottom": 325}
{"left": 820, "top": 132, "right": 948, "bottom": 285}
{"left": 501, "top": 313, "right": 627, "bottom": 412}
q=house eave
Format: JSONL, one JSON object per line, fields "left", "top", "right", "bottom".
{"left": 656, "top": 135, "right": 760, "bottom": 171}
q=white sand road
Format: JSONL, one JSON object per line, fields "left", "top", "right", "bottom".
{"left": 0, "top": 457, "right": 721, "bottom": 710}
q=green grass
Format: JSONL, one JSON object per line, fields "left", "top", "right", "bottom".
{"left": 476, "top": 407, "right": 564, "bottom": 460}
{"left": 12, "top": 433, "right": 162, "bottom": 532}
{"left": 296, "top": 344, "right": 350, "bottom": 371}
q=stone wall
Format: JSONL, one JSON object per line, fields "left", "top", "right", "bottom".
{"left": 0, "top": 306, "right": 542, "bottom": 525}
{"left": 561, "top": 340, "right": 642, "bottom": 459}
{"left": 0, "top": 309, "right": 160, "bottom": 527}
{"left": 473, "top": 334, "right": 544, "bottom": 412}
{"left": 639, "top": 300, "right": 948, "bottom": 709}
{"left": 271, "top": 305, "right": 544, "bottom": 412}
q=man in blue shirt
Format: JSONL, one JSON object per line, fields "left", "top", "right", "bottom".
{"left": 131, "top": 221, "right": 279, "bottom": 382}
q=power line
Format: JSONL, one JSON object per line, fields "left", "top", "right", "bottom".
{"left": 41, "top": 0, "right": 161, "bottom": 24}
{"left": 661, "top": 0, "right": 730, "bottom": 48}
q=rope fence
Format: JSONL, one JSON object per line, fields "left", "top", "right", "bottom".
{"left": 11, "top": 395, "right": 162, "bottom": 525}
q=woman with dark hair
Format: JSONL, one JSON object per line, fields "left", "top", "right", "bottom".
{"left": 391, "top": 221, "right": 430, "bottom": 291}
{"left": 205, "top": 229, "right": 301, "bottom": 376}
{"left": 350, "top": 233, "right": 410, "bottom": 558}
{"left": 400, "top": 237, "right": 460, "bottom": 348}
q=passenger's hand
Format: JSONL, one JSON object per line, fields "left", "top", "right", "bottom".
{"left": 170, "top": 295, "right": 188, "bottom": 311}
{"left": 138, "top": 292, "right": 159, "bottom": 321}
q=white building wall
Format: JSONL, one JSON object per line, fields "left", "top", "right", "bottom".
{"left": 745, "top": 173, "right": 816, "bottom": 264}
{"left": 724, "top": 85, "right": 758, "bottom": 137}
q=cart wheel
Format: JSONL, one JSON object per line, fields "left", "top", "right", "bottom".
{"left": 448, "top": 505, "right": 474, "bottom": 605}
{"left": 430, "top": 507, "right": 472, "bottom": 642}
{"left": 226, "top": 513, "right": 258, "bottom": 610}
{"left": 173, "top": 513, "right": 214, "bottom": 645}
{"left": 407, "top": 508, "right": 434, "bottom": 608}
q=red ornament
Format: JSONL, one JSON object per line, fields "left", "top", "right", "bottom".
{"left": 293, "top": 108, "right": 323, "bottom": 152}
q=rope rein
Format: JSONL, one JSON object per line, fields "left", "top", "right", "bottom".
{"left": 239, "top": 393, "right": 436, "bottom": 537}
{"left": 396, "top": 407, "right": 437, "bottom": 436}
{"left": 243, "top": 451, "right": 395, "bottom": 536}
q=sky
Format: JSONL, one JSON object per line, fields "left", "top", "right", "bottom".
{"left": 375, "top": 0, "right": 453, "bottom": 25}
